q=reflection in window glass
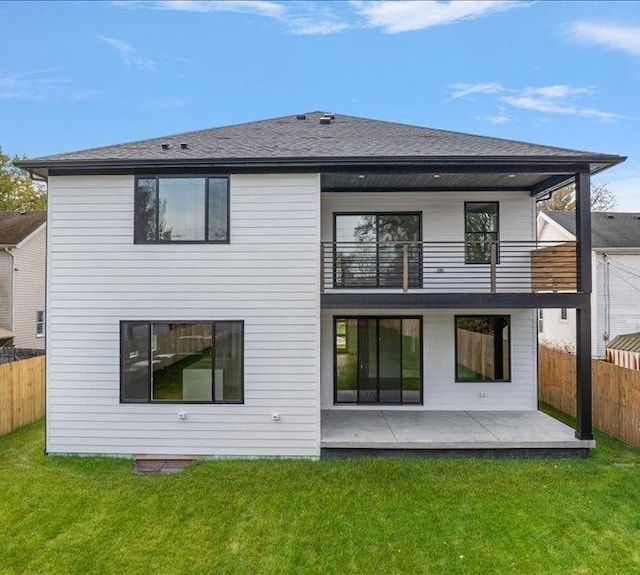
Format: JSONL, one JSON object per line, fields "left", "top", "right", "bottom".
{"left": 121, "top": 322, "right": 150, "bottom": 401}
{"left": 152, "top": 323, "right": 213, "bottom": 401}
{"left": 335, "top": 317, "right": 422, "bottom": 404}
{"left": 456, "top": 316, "right": 510, "bottom": 382}
{"left": 214, "top": 322, "right": 243, "bottom": 402}
{"left": 134, "top": 179, "right": 157, "bottom": 242}
{"left": 120, "top": 321, "right": 243, "bottom": 403}
{"left": 465, "top": 202, "right": 498, "bottom": 263}
{"left": 159, "top": 179, "right": 206, "bottom": 241}
{"left": 334, "top": 213, "right": 421, "bottom": 288}
{"left": 208, "top": 178, "right": 229, "bottom": 241}
{"left": 134, "top": 177, "right": 229, "bottom": 243}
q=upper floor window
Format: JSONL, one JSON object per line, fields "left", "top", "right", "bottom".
{"left": 465, "top": 202, "right": 498, "bottom": 264}
{"left": 134, "top": 177, "right": 229, "bottom": 243}
{"left": 334, "top": 213, "right": 422, "bottom": 288}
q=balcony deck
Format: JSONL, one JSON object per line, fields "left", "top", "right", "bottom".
{"left": 321, "top": 410, "right": 594, "bottom": 458}
{"left": 321, "top": 240, "right": 577, "bottom": 295}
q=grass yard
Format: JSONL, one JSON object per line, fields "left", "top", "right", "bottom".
{"left": 2, "top": 411, "right": 640, "bottom": 574}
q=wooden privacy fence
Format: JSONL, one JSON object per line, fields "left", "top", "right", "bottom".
{"left": 0, "top": 355, "right": 45, "bottom": 435}
{"left": 538, "top": 346, "right": 640, "bottom": 448}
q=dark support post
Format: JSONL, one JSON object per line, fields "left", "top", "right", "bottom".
{"left": 575, "top": 170, "right": 593, "bottom": 440}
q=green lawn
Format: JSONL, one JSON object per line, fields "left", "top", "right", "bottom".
{"left": 2, "top": 413, "right": 640, "bottom": 574}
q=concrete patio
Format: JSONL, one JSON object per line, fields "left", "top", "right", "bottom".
{"left": 321, "top": 410, "right": 595, "bottom": 458}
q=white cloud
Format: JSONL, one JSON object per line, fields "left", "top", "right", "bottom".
{"left": 526, "top": 85, "right": 591, "bottom": 98}
{"left": 118, "top": 0, "right": 286, "bottom": 17}
{"left": 487, "top": 115, "right": 510, "bottom": 124}
{"left": 449, "top": 82, "right": 504, "bottom": 100}
{"left": 352, "top": 0, "right": 526, "bottom": 33}
{"left": 114, "top": 0, "right": 349, "bottom": 35}
{"left": 568, "top": 21, "right": 640, "bottom": 58}
{"left": 289, "top": 18, "right": 350, "bottom": 35}
{"left": 0, "top": 69, "right": 69, "bottom": 99}
{"left": 449, "top": 82, "right": 625, "bottom": 123}
{"left": 98, "top": 36, "right": 156, "bottom": 71}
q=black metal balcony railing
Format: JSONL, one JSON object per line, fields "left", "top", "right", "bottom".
{"left": 320, "top": 241, "right": 577, "bottom": 294}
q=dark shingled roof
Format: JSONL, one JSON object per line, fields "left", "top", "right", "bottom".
{"left": 0, "top": 211, "right": 46, "bottom": 245}
{"left": 543, "top": 211, "right": 640, "bottom": 248}
{"left": 23, "top": 111, "right": 619, "bottom": 163}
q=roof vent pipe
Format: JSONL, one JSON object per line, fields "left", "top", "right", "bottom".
{"left": 607, "top": 214, "right": 614, "bottom": 219}
{"left": 161, "top": 144, "right": 169, "bottom": 150}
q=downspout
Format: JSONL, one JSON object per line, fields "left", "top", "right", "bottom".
{"left": 3, "top": 247, "right": 14, "bottom": 337}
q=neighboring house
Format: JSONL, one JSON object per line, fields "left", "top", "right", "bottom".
{"left": 0, "top": 211, "right": 46, "bottom": 351}
{"left": 17, "top": 112, "right": 624, "bottom": 458}
{"left": 537, "top": 211, "right": 640, "bottom": 358}
{"left": 606, "top": 332, "right": 640, "bottom": 370}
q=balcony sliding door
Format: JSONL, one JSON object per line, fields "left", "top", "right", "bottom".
{"left": 334, "top": 213, "right": 422, "bottom": 288}
{"left": 334, "top": 317, "right": 422, "bottom": 405}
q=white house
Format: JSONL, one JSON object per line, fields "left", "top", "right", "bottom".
{"left": 0, "top": 211, "right": 46, "bottom": 352}
{"left": 18, "top": 112, "right": 625, "bottom": 458}
{"left": 537, "top": 211, "right": 640, "bottom": 358}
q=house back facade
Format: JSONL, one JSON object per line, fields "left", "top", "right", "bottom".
{"left": 18, "top": 112, "right": 624, "bottom": 458}
{"left": 538, "top": 211, "right": 640, "bottom": 358}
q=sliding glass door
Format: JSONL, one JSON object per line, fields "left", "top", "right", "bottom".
{"left": 334, "top": 317, "right": 422, "bottom": 404}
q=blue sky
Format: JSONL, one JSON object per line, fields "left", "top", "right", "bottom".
{"left": 1, "top": 1, "right": 639, "bottom": 208}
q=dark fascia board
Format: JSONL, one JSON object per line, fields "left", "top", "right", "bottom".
{"left": 321, "top": 292, "right": 590, "bottom": 310}
{"left": 16, "top": 154, "right": 626, "bottom": 180}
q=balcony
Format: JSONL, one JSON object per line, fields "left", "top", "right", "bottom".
{"left": 321, "top": 240, "right": 577, "bottom": 294}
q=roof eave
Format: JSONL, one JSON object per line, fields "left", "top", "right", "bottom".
{"left": 15, "top": 153, "right": 627, "bottom": 180}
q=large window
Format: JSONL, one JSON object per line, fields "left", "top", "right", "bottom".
{"left": 334, "top": 213, "right": 422, "bottom": 288}
{"left": 455, "top": 315, "right": 510, "bottom": 382}
{"left": 134, "top": 177, "right": 229, "bottom": 243}
{"left": 335, "top": 317, "right": 422, "bottom": 404}
{"left": 465, "top": 202, "right": 498, "bottom": 263}
{"left": 120, "top": 321, "right": 243, "bottom": 403}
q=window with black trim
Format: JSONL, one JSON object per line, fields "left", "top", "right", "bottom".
{"left": 334, "top": 213, "right": 422, "bottom": 288}
{"left": 455, "top": 315, "right": 510, "bottom": 382}
{"left": 465, "top": 202, "right": 498, "bottom": 263}
{"left": 120, "top": 321, "right": 243, "bottom": 403}
{"left": 135, "top": 177, "right": 229, "bottom": 243}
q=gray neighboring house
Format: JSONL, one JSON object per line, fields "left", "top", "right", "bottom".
{"left": 0, "top": 211, "right": 46, "bottom": 351}
{"left": 538, "top": 210, "right": 640, "bottom": 358}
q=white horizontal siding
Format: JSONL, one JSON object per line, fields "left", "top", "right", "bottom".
{"left": 47, "top": 174, "right": 320, "bottom": 457}
{"left": 321, "top": 308, "right": 537, "bottom": 411}
{"left": 0, "top": 251, "right": 11, "bottom": 332}
{"left": 595, "top": 251, "right": 640, "bottom": 358}
{"left": 12, "top": 225, "right": 46, "bottom": 349}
